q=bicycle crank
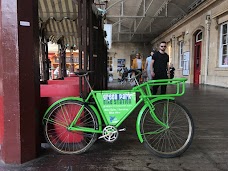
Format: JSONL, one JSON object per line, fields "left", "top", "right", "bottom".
{"left": 98, "top": 126, "right": 126, "bottom": 142}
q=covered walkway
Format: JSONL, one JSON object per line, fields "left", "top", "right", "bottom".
{"left": 0, "top": 84, "right": 227, "bottom": 170}
{"left": 0, "top": 0, "right": 228, "bottom": 166}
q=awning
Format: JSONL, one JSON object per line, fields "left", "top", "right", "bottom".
{"left": 39, "top": 0, "right": 78, "bottom": 47}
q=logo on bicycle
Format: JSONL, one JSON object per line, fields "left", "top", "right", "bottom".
{"left": 109, "top": 116, "right": 118, "bottom": 123}
{"left": 102, "top": 93, "right": 133, "bottom": 105}
{"left": 96, "top": 92, "right": 136, "bottom": 124}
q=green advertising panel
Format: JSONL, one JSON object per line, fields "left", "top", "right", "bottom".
{"left": 96, "top": 92, "right": 136, "bottom": 125}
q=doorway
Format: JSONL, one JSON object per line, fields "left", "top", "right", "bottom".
{"left": 193, "top": 31, "right": 202, "bottom": 84}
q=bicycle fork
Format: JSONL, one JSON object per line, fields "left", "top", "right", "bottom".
{"left": 145, "top": 98, "right": 170, "bottom": 129}
{"left": 136, "top": 98, "right": 170, "bottom": 143}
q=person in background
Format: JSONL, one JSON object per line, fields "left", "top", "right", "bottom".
{"left": 67, "top": 69, "right": 70, "bottom": 76}
{"left": 169, "top": 63, "right": 175, "bottom": 79}
{"left": 151, "top": 41, "right": 170, "bottom": 94}
{"left": 132, "top": 53, "right": 144, "bottom": 83}
{"left": 54, "top": 66, "right": 59, "bottom": 79}
{"left": 132, "top": 53, "right": 144, "bottom": 72}
{"left": 144, "top": 50, "right": 156, "bottom": 81}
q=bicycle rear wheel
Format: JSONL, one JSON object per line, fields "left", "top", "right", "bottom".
{"left": 140, "top": 100, "right": 194, "bottom": 158}
{"left": 43, "top": 100, "right": 98, "bottom": 154}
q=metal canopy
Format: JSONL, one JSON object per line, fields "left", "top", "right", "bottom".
{"left": 97, "top": 0, "right": 206, "bottom": 43}
{"left": 38, "top": 0, "right": 207, "bottom": 45}
{"left": 39, "top": 0, "right": 79, "bottom": 47}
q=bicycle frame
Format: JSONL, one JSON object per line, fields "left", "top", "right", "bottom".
{"left": 43, "top": 76, "right": 187, "bottom": 142}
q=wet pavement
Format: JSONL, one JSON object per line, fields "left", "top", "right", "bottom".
{"left": 0, "top": 82, "right": 228, "bottom": 171}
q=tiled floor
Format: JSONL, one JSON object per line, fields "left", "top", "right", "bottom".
{"left": 0, "top": 82, "right": 228, "bottom": 171}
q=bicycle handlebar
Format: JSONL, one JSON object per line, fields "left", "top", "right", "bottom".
{"left": 124, "top": 69, "right": 142, "bottom": 77}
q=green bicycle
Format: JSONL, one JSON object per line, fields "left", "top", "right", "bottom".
{"left": 42, "top": 71, "right": 194, "bottom": 158}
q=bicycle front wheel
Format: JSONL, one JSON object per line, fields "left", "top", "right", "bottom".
{"left": 140, "top": 100, "right": 194, "bottom": 158}
{"left": 43, "top": 100, "right": 98, "bottom": 154}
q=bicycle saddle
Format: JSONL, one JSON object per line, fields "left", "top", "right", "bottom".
{"left": 75, "top": 70, "right": 94, "bottom": 77}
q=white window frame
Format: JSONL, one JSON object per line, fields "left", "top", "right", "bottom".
{"left": 196, "top": 31, "right": 203, "bottom": 42}
{"left": 179, "top": 41, "right": 184, "bottom": 68}
{"left": 219, "top": 22, "right": 228, "bottom": 67}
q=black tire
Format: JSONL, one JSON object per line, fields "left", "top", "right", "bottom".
{"left": 44, "top": 100, "right": 98, "bottom": 154}
{"left": 140, "top": 99, "right": 194, "bottom": 158}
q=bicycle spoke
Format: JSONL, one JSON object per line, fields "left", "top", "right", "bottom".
{"left": 46, "top": 118, "right": 68, "bottom": 128}
{"left": 169, "top": 107, "right": 183, "bottom": 126}
{"left": 59, "top": 103, "right": 70, "bottom": 125}
{"left": 169, "top": 129, "right": 187, "bottom": 143}
{"left": 167, "top": 129, "right": 177, "bottom": 152}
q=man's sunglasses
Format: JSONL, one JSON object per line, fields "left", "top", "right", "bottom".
{"left": 160, "top": 46, "right": 166, "bottom": 48}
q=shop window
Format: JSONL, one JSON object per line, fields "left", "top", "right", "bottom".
{"left": 179, "top": 41, "right": 184, "bottom": 68}
{"left": 74, "top": 57, "right": 79, "bottom": 63}
{"left": 220, "top": 22, "right": 228, "bottom": 67}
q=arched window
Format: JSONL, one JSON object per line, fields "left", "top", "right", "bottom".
{"left": 196, "top": 31, "right": 203, "bottom": 42}
{"left": 179, "top": 41, "right": 184, "bottom": 68}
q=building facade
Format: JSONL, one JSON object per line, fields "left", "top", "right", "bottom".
{"left": 151, "top": 0, "right": 228, "bottom": 87}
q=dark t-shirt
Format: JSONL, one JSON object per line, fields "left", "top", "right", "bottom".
{"left": 152, "top": 51, "right": 169, "bottom": 76}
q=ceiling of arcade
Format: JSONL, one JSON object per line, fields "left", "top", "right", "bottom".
{"left": 38, "top": 0, "right": 207, "bottom": 47}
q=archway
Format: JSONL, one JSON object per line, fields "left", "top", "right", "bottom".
{"left": 193, "top": 30, "right": 203, "bottom": 84}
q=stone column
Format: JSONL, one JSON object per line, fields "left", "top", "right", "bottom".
{"left": 205, "top": 15, "right": 211, "bottom": 84}
{"left": 171, "top": 35, "right": 176, "bottom": 65}
{"left": 0, "top": 0, "right": 40, "bottom": 164}
{"left": 62, "top": 47, "right": 67, "bottom": 77}
{"left": 70, "top": 47, "right": 74, "bottom": 73}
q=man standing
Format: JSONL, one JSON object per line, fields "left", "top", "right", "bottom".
{"left": 151, "top": 41, "right": 170, "bottom": 94}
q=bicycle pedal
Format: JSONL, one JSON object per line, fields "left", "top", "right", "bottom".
{"left": 118, "top": 128, "right": 126, "bottom": 132}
